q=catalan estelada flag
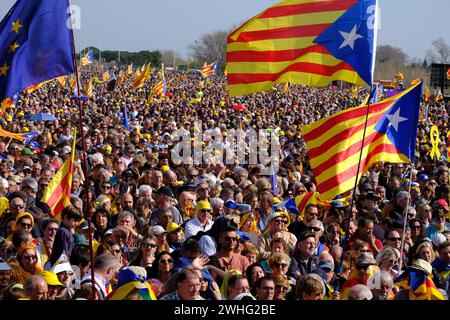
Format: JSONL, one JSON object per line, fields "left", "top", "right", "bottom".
{"left": 301, "top": 82, "right": 422, "bottom": 200}
{"left": 0, "top": 0, "right": 75, "bottom": 103}
{"left": 41, "top": 128, "right": 77, "bottom": 221}
{"left": 284, "top": 192, "right": 330, "bottom": 220}
{"left": 226, "top": 0, "right": 378, "bottom": 97}
{"left": 201, "top": 61, "right": 217, "bottom": 78}
{"left": 84, "top": 79, "right": 93, "bottom": 98}
{"left": 80, "top": 50, "right": 94, "bottom": 66}
{"left": 106, "top": 268, "right": 156, "bottom": 300}
{"left": 394, "top": 265, "right": 445, "bottom": 300}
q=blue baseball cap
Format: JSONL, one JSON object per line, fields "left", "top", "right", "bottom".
{"left": 418, "top": 173, "right": 429, "bottom": 182}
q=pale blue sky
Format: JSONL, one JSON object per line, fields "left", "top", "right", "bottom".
{"left": 1, "top": 0, "right": 449, "bottom": 60}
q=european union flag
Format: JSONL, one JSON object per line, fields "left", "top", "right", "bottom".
{"left": 0, "top": 0, "right": 75, "bottom": 102}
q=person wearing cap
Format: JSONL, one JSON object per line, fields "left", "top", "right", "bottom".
{"left": 256, "top": 211, "right": 296, "bottom": 261}
{"left": 166, "top": 222, "right": 184, "bottom": 252}
{"left": 0, "top": 258, "right": 12, "bottom": 299}
{"left": 224, "top": 200, "right": 251, "bottom": 216}
{"left": 77, "top": 221, "right": 101, "bottom": 256}
{"left": 426, "top": 208, "right": 448, "bottom": 240}
{"left": 106, "top": 266, "right": 157, "bottom": 300}
{"left": 340, "top": 252, "right": 379, "bottom": 300}
{"left": 51, "top": 253, "right": 75, "bottom": 300}
{"left": 184, "top": 201, "right": 214, "bottom": 239}
{"left": 39, "top": 270, "right": 64, "bottom": 300}
{"left": 152, "top": 186, "right": 183, "bottom": 226}
{"left": 288, "top": 231, "right": 319, "bottom": 279}
{"left": 394, "top": 258, "right": 446, "bottom": 300}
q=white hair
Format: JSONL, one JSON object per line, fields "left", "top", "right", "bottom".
{"left": 349, "top": 284, "right": 373, "bottom": 300}
{"left": 90, "top": 152, "right": 104, "bottom": 165}
{"left": 210, "top": 197, "right": 224, "bottom": 208}
{"left": 0, "top": 177, "right": 8, "bottom": 189}
{"left": 138, "top": 184, "right": 152, "bottom": 195}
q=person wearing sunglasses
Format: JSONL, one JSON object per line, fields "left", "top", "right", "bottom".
{"left": 267, "top": 252, "right": 291, "bottom": 278}
{"left": 257, "top": 211, "right": 296, "bottom": 261}
{"left": 215, "top": 225, "right": 250, "bottom": 273}
{"left": 14, "top": 212, "right": 34, "bottom": 234}
{"left": 307, "top": 219, "right": 329, "bottom": 257}
{"left": 375, "top": 246, "right": 401, "bottom": 278}
{"left": 129, "top": 235, "right": 158, "bottom": 274}
{"left": 147, "top": 251, "right": 174, "bottom": 292}
{"left": 184, "top": 200, "right": 214, "bottom": 239}
{"left": 340, "top": 252, "right": 379, "bottom": 300}
{"left": 10, "top": 244, "right": 43, "bottom": 285}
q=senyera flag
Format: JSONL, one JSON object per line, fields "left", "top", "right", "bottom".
{"left": 41, "top": 128, "right": 77, "bottom": 221}
{"left": 301, "top": 82, "right": 423, "bottom": 201}
{"left": 227, "top": 0, "right": 378, "bottom": 97}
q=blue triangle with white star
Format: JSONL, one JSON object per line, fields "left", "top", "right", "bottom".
{"left": 374, "top": 83, "right": 423, "bottom": 161}
{"left": 313, "top": 0, "right": 377, "bottom": 85}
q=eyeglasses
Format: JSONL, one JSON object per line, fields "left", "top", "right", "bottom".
{"left": 388, "top": 259, "right": 400, "bottom": 265}
{"left": 142, "top": 243, "right": 157, "bottom": 249}
{"left": 359, "top": 249, "right": 370, "bottom": 253}
{"left": 23, "top": 255, "right": 37, "bottom": 261}
{"left": 356, "top": 265, "right": 370, "bottom": 270}
{"left": 273, "top": 262, "right": 288, "bottom": 269}
{"left": 20, "top": 222, "right": 32, "bottom": 228}
{"left": 102, "top": 185, "right": 112, "bottom": 189}
{"left": 222, "top": 236, "right": 238, "bottom": 242}
{"left": 388, "top": 237, "right": 402, "bottom": 242}
{"left": 159, "top": 259, "right": 173, "bottom": 264}
{"left": 47, "top": 227, "right": 58, "bottom": 233}
{"left": 412, "top": 225, "right": 421, "bottom": 229}
{"left": 112, "top": 249, "right": 121, "bottom": 254}
{"left": 198, "top": 188, "right": 208, "bottom": 192}
{"left": 11, "top": 204, "right": 25, "bottom": 209}
{"left": 201, "top": 209, "right": 212, "bottom": 213}
{"left": 308, "top": 226, "right": 322, "bottom": 232}
{"left": 273, "top": 219, "right": 288, "bottom": 224}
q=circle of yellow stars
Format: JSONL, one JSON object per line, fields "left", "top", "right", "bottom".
{"left": 1, "top": 19, "right": 23, "bottom": 77}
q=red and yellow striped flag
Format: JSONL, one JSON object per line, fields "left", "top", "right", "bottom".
{"left": 84, "top": 79, "right": 93, "bottom": 98}
{"left": 300, "top": 83, "right": 422, "bottom": 200}
{"left": 295, "top": 192, "right": 330, "bottom": 220}
{"left": 41, "top": 128, "right": 77, "bottom": 221}
{"left": 132, "top": 64, "right": 150, "bottom": 89}
{"left": 102, "top": 71, "right": 110, "bottom": 82}
{"left": 25, "top": 79, "right": 51, "bottom": 94}
{"left": 226, "top": 0, "right": 377, "bottom": 97}
{"left": 57, "top": 76, "right": 66, "bottom": 87}
{"left": 152, "top": 80, "right": 166, "bottom": 97}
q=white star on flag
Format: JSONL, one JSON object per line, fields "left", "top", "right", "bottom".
{"left": 386, "top": 108, "right": 408, "bottom": 132}
{"left": 338, "top": 25, "right": 363, "bottom": 50}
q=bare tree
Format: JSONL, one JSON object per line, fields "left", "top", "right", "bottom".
{"left": 188, "top": 30, "right": 229, "bottom": 71}
{"left": 161, "top": 50, "right": 186, "bottom": 68}
{"left": 430, "top": 38, "right": 450, "bottom": 64}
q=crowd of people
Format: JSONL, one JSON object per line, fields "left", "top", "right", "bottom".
{"left": 0, "top": 64, "right": 449, "bottom": 301}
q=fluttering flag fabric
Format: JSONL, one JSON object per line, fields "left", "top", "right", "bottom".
{"left": 84, "top": 79, "right": 93, "bottom": 98}
{"left": 127, "top": 64, "right": 133, "bottom": 75}
{"left": 300, "top": 82, "right": 422, "bottom": 200}
{"left": 25, "top": 79, "right": 52, "bottom": 94}
{"left": 0, "top": 0, "right": 75, "bottom": 103}
{"left": 152, "top": 80, "right": 166, "bottom": 98}
{"left": 80, "top": 50, "right": 94, "bottom": 66}
{"left": 0, "top": 93, "right": 18, "bottom": 115}
{"left": 122, "top": 105, "right": 130, "bottom": 131}
{"left": 435, "top": 89, "right": 443, "bottom": 102}
{"left": 102, "top": 71, "right": 110, "bottom": 82}
{"left": 0, "top": 126, "right": 29, "bottom": 142}
{"left": 226, "top": 0, "right": 378, "bottom": 97}
{"left": 201, "top": 61, "right": 217, "bottom": 78}
{"left": 394, "top": 265, "right": 445, "bottom": 300}
{"left": 132, "top": 64, "right": 150, "bottom": 89}
{"left": 106, "top": 268, "right": 156, "bottom": 300}
{"left": 41, "top": 128, "right": 77, "bottom": 221}
{"left": 284, "top": 192, "right": 330, "bottom": 220}
{"left": 56, "top": 76, "right": 66, "bottom": 87}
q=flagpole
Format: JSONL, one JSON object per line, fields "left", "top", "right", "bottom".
{"left": 68, "top": 2, "right": 97, "bottom": 299}
{"left": 398, "top": 163, "right": 414, "bottom": 272}
{"left": 334, "top": 85, "right": 376, "bottom": 292}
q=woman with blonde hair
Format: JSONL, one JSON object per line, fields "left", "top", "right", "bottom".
{"left": 375, "top": 246, "right": 401, "bottom": 278}
{"left": 9, "top": 244, "right": 43, "bottom": 285}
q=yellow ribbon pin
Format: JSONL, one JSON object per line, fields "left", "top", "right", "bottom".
{"left": 429, "top": 125, "right": 441, "bottom": 160}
